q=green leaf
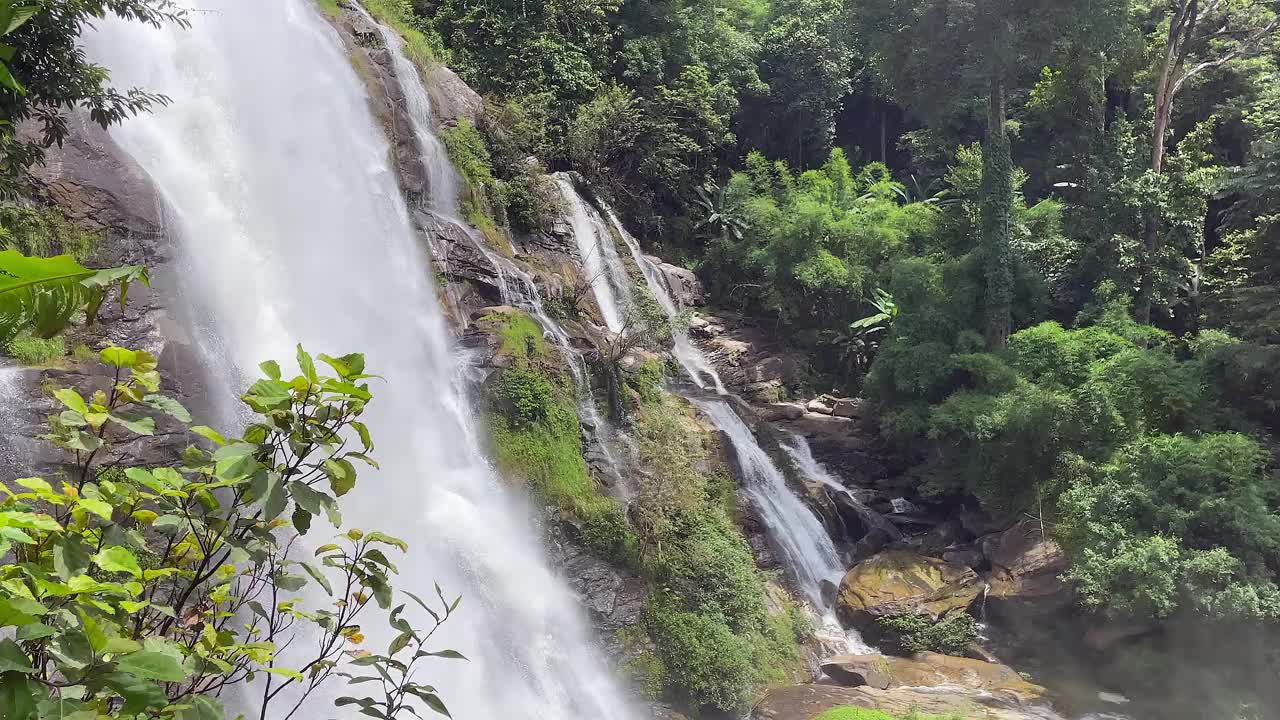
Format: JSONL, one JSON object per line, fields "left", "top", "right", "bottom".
{"left": 190, "top": 425, "right": 226, "bottom": 445}
{"left": 264, "top": 666, "right": 304, "bottom": 682}
{"left": 108, "top": 414, "right": 155, "bottom": 436}
{"left": 365, "top": 531, "right": 408, "bottom": 552}
{"left": 143, "top": 394, "right": 191, "bottom": 423}
{"left": 275, "top": 574, "right": 307, "bottom": 593}
{"left": 172, "top": 695, "right": 224, "bottom": 720}
{"left": 76, "top": 498, "right": 113, "bottom": 521}
{"left": 103, "top": 670, "right": 169, "bottom": 715}
{"left": 52, "top": 388, "right": 87, "bottom": 414}
{"left": 0, "top": 671, "right": 37, "bottom": 720}
{"left": 15, "top": 624, "right": 56, "bottom": 642}
{"left": 241, "top": 379, "right": 291, "bottom": 413}
{"left": 0, "top": 252, "right": 144, "bottom": 344}
{"left": 300, "top": 561, "right": 333, "bottom": 596}
{"left": 116, "top": 646, "right": 189, "bottom": 682}
{"left": 351, "top": 420, "right": 374, "bottom": 451}
{"left": 291, "top": 505, "right": 312, "bottom": 535}
{"left": 0, "top": 597, "right": 47, "bottom": 627}
{"left": 259, "top": 359, "right": 282, "bottom": 380}
{"left": 324, "top": 458, "right": 356, "bottom": 497}
{"left": 288, "top": 480, "right": 329, "bottom": 516}
{"left": 54, "top": 537, "right": 91, "bottom": 580}
{"left": 14, "top": 477, "right": 51, "bottom": 494}
{"left": 262, "top": 472, "right": 287, "bottom": 520}
{"left": 0, "top": 640, "right": 34, "bottom": 674}
{"left": 297, "top": 344, "right": 317, "bottom": 382}
{"left": 99, "top": 346, "right": 138, "bottom": 369}
{"left": 93, "top": 546, "right": 143, "bottom": 578}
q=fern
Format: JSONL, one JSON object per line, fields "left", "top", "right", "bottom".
{"left": 0, "top": 249, "right": 147, "bottom": 345}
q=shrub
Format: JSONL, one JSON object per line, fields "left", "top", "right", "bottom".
{"left": 500, "top": 366, "right": 557, "bottom": 425}
{"left": 876, "top": 613, "right": 979, "bottom": 655}
{"left": 6, "top": 331, "right": 64, "bottom": 365}
{"left": 1057, "top": 433, "right": 1280, "bottom": 620}
{"left": 646, "top": 603, "right": 757, "bottom": 712}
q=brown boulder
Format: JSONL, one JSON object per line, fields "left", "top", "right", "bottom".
{"left": 984, "top": 520, "right": 1069, "bottom": 606}
{"left": 760, "top": 402, "right": 807, "bottom": 421}
{"left": 837, "top": 552, "right": 982, "bottom": 627}
{"left": 820, "top": 653, "right": 1046, "bottom": 703}
{"left": 751, "top": 684, "right": 1045, "bottom": 720}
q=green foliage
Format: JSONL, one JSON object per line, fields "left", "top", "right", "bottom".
{"left": 360, "top": 0, "right": 447, "bottom": 68}
{"left": 646, "top": 602, "right": 757, "bottom": 711}
{"left": 0, "top": 203, "right": 99, "bottom": 260}
{"left": 5, "top": 330, "right": 63, "bottom": 365}
{"left": 1058, "top": 433, "right": 1280, "bottom": 620}
{"left": 481, "top": 309, "right": 637, "bottom": 562}
{"left": 630, "top": 396, "right": 804, "bottom": 710}
{"left": 876, "top": 613, "right": 979, "bottom": 655}
{"left": 0, "top": 249, "right": 148, "bottom": 346}
{"left": 0, "top": 345, "right": 461, "bottom": 719}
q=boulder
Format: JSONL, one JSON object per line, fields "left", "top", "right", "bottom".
{"left": 656, "top": 262, "right": 704, "bottom": 306}
{"left": 806, "top": 398, "right": 835, "bottom": 415}
{"left": 831, "top": 398, "right": 863, "bottom": 418}
{"left": 752, "top": 684, "right": 1046, "bottom": 720}
{"left": 837, "top": 551, "right": 982, "bottom": 628}
{"left": 761, "top": 402, "right": 807, "bottom": 421}
{"left": 424, "top": 64, "right": 483, "bottom": 129}
{"left": 984, "top": 520, "right": 1069, "bottom": 606}
{"left": 820, "top": 653, "right": 1046, "bottom": 703}
{"left": 743, "top": 379, "right": 784, "bottom": 403}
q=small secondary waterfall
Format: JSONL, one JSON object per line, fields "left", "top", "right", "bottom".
{"left": 578, "top": 187, "right": 866, "bottom": 650}
{"left": 604, "top": 207, "right": 726, "bottom": 393}
{"left": 781, "top": 433, "right": 902, "bottom": 543}
{"left": 87, "top": 3, "right": 637, "bottom": 718}
{"left": 553, "top": 174, "right": 628, "bottom": 333}
{"left": 357, "top": 10, "right": 623, "bottom": 484}
{"left": 693, "top": 401, "right": 845, "bottom": 604}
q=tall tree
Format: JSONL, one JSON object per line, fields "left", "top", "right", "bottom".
{"left": 856, "top": 0, "right": 1128, "bottom": 348}
{"left": 1134, "top": 0, "right": 1279, "bottom": 322}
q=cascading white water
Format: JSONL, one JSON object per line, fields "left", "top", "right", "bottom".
{"left": 693, "top": 400, "right": 870, "bottom": 655}
{"left": 86, "top": 3, "right": 637, "bottom": 718}
{"left": 603, "top": 207, "right": 727, "bottom": 393}
{"left": 586, "top": 193, "right": 868, "bottom": 652}
{"left": 553, "top": 174, "right": 626, "bottom": 333}
{"left": 780, "top": 433, "right": 902, "bottom": 543}
{"left": 693, "top": 400, "right": 844, "bottom": 603}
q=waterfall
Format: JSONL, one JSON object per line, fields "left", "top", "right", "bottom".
{"left": 552, "top": 174, "right": 627, "bottom": 333}
{"left": 603, "top": 207, "right": 726, "bottom": 393}
{"left": 781, "top": 433, "right": 902, "bottom": 543}
{"left": 86, "top": 3, "right": 637, "bottom": 718}
{"left": 584, "top": 191, "right": 868, "bottom": 652}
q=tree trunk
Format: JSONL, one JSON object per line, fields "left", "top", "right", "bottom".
{"left": 1135, "top": 81, "right": 1174, "bottom": 324}
{"left": 980, "top": 73, "right": 1013, "bottom": 350}
{"left": 1135, "top": 0, "right": 1190, "bottom": 324}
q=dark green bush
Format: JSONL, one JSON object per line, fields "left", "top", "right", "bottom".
{"left": 876, "top": 613, "right": 978, "bottom": 655}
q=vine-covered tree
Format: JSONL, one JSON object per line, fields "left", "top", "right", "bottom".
{"left": 855, "top": 0, "right": 1128, "bottom": 348}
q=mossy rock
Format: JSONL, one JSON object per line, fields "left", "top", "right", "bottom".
{"left": 836, "top": 552, "right": 981, "bottom": 628}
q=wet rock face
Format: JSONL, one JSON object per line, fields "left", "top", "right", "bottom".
{"left": 545, "top": 519, "right": 646, "bottom": 653}
{"left": 425, "top": 64, "right": 483, "bottom": 129}
{"left": 836, "top": 551, "right": 982, "bottom": 628}
{"left": 751, "top": 683, "right": 1046, "bottom": 720}
{"left": 820, "top": 652, "right": 1047, "bottom": 703}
